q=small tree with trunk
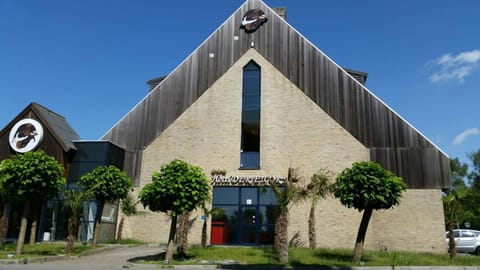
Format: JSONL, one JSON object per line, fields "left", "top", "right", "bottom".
{"left": 269, "top": 167, "right": 308, "bottom": 263}
{"left": 0, "top": 150, "right": 65, "bottom": 255}
{"left": 306, "top": 169, "right": 334, "bottom": 249}
{"left": 139, "top": 159, "right": 210, "bottom": 262}
{"left": 78, "top": 165, "right": 133, "bottom": 247}
{"left": 334, "top": 161, "right": 406, "bottom": 263}
{"left": 63, "top": 188, "right": 93, "bottom": 253}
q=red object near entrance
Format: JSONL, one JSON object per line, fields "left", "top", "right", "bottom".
{"left": 211, "top": 221, "right": 227, "bottom": 244}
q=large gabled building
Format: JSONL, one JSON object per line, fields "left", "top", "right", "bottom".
{"left": 102, "top": 0, "right": 450, "bottom": 252}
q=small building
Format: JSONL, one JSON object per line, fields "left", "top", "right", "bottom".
{"left": 102, "top": 0, "right": 450, "bottom": 253}
{"left": 0, "top": 102, "right": 124, "bottom": 243}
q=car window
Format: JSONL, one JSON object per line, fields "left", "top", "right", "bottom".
{"left": 454, "top": 231, "right": 460, "bottom": 237}
{"left": 462, "top": 231, "right": 475, "bottom": 238}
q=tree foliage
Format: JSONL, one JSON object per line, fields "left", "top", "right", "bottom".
{"left": 445, "top": 152, "right": 480, "bottom": 232}
{"left": 0, "top": 150, "right": 65, "bottom": 202}
{"left": 78, "top": 165, "right": 133, "bottom": 246}
{"left": 334, "top": 161, "right": 406, "bottom": 262}
{"left": 0, "top": 150, "right": 65, "bottom": 255}
{"left": 139, "top": 159, "right": 210, "bottom": 261}
{"left": 444, "top": 152, "right": 480, "bottom": 258}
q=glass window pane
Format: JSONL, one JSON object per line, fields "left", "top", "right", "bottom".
{"left": 241, "top": 207, "right": 257, "bottom": 224}
{"left": 213, "top": 187, "right": 239, "bottom": 204}
{"left": 240, "top": 188, "right": 257, "bottom": 205}
{"left": 259, "top": 225, "right": 274, "bottom": 244}
{"left": 241, "top": 225, "right": 256, "bottom": 244}
{"left": 259, "top": 205, "right": 279, "bottom": 225}
{"left": 259, "top": 187, "right": 277, "bottom": 205}
{"left": 240, "top": 152, "right": 260, "bottom": 169}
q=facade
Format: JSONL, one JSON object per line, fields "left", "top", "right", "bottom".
{"left": 102, "top": 0, "right": 450, "bottom": 253}
{"left": 0, "top": 103, "right": 124, "bottom": 243}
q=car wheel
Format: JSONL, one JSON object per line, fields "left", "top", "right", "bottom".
{"left": 476, "top": 247, "right": 480, "bottom": 256}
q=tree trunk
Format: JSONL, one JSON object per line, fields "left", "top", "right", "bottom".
{"left": 275, "top": 211, "right": 289, "bottom": 263}
{"left": 116, "top": 216, "right": 125, "bottom": 243}
{"left": 16, "top": 201, "right": 31, "bottom": 255}
{"left": 177, "top": 211, "right": 190, "bottom": 256}
{"left": 66, "top": 215, "right": 78, "bottom": 253}
{"left": 92, "top": 200, "right": 105, "bottom": 247}
{"left": 165, "top": 214, "right": 178, "bottom": 262}
{"left": 308, "top": 203, "right": 316, "bottom": 249}
{"left": 29, "top": 204, "right": 39, "bottom": 244}
{"left": 353, "top": 208, "right": 373, "bottom": 263}
{"left": 448, "top": 218, "right": 456, "bottom": 259}
{"left": 201, "top": 219, "right": 207, "bottom": 248}
{"left": 0, "top": 203, "right": 10, "bottom": 245}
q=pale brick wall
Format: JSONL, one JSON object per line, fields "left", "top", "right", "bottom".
{"left": 120, "top": 49, "right": 447, "bottom": 254}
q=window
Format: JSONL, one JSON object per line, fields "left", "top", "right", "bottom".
{"left": 240, "top": 61, "right": 261, "bottom": 169}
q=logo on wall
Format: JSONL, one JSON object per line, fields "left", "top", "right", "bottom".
{"left": 9, "top": 118, "right": 44, "bottom": 153}
{"left": 241, "top": 9, "right": 267, "bottom": 32}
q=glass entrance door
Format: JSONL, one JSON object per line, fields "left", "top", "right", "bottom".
{"left": 240, "top": 206, "right": 257, "bottom": 244}
{"left": 211, "top": 186, "right": 278, "bottom": 245}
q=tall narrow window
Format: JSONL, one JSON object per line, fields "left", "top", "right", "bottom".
{"left": 240, "top": 61, "right": 260, "bottom": 169}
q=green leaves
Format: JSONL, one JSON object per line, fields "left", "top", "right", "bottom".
{"left": 78, "top": 165, "right": 133, "bottom": 203}
{"left": 334, "top": 161, "right": 407, "bottom": 212}
{"left": 0, "top": 150, "right": 65, "bottom": 203}
{"left": 139, "top": 159, "right": 210, "bottom": 215}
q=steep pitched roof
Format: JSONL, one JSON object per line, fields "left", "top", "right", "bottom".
{"left": 0, "top": 102, "right": 80, "bottom": 152}
{"left": 102, "top": 0, "right": 450, "bottom": 188}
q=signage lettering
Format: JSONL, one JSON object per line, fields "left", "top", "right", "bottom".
{"left": 211, "top": 175, "right": 286, "bottom": 186}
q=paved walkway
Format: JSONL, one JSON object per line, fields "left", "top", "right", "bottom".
{"left": 2, "top": 245, "right": 480, "bottom": 270}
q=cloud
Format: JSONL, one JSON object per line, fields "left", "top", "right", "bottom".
{"left": 453, "top": 128, "right": 480, "bottom": 145}
{"left": 427, "top": 49, "right": 480, "bottom": 83}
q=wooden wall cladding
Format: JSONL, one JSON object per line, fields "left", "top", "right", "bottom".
{"left": 103, "top": 0, "right": 450, "bottom": 188}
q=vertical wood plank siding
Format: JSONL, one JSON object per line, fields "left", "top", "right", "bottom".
{"left": 102, "top": 0, "right": 450, "bottom": 188}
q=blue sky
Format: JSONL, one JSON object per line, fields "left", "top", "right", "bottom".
{"left": 1, "top": 0, "right": 479, "bottom": 165}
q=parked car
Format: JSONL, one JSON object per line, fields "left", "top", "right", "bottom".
{"left": 446, "top": 229, "right": 480, "bottom": 255}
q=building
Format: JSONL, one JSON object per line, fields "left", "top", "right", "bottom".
{"left": 0, "top": 102, "right": 124, "bottom": 243}
{"left": 101, "top": 0, "right": 450, "bottom": 253}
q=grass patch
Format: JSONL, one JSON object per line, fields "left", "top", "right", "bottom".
{"left": 143, "top": 246, "right": 480, "bottom": 267}
{"left": 105, "top": 238, "right": 148, "bottom": 245}
{"left": 0, "top": 242, "right": 98, "bottom": 259}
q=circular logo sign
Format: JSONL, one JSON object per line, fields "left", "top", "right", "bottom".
{"left": 8, "top": 118, "right": 44, "bottom": 153}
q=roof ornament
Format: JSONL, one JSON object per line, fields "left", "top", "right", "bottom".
{"left": 241, "top": 9, "right": 267, "bottom": 32}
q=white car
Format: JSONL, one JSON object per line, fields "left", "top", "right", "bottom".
{"left": 446, "top": 229, "right": 480, "bottom": 255}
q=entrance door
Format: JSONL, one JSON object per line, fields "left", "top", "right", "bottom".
{"left": 240, "top": 206, "right": 257, "bottom": 244}
{"left": 211, "top": 186, "right": 278, "bottom": 245}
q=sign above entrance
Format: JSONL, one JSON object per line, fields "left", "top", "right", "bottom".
{"left": 211, "top": 175, "right": 286, "bottom": 186}
{"left": 9, "top": 118, "right": 44, "bottom": 153}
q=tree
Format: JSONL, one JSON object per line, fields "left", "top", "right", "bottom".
{"left": 334, "top": 161, "right": 406, "bottom": 263}
{"left": 0, "top": 150, "right": 65, "bottom": 255}
{"left": 177, "top": 211, "right": 193, "bottom": 256}
{"left": 78, "top": 165, "right": 133, "bottom": 247}
{"left": 268, "top": 167, "right": 308, "bottom": 263}
{"left": 443, "top": 187, "right": 468, "bottom": 258}
{"left": 139, "top": 159, "right": 210, "bottom": 262}
{"left": 63, "top": 188, "right": 93, "bottom": 253}
{"left": 446, "top": 153, "right": 480, "bottom": 231}
{"left": 306, "top": 169, "right": 334, "bottom": 249}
